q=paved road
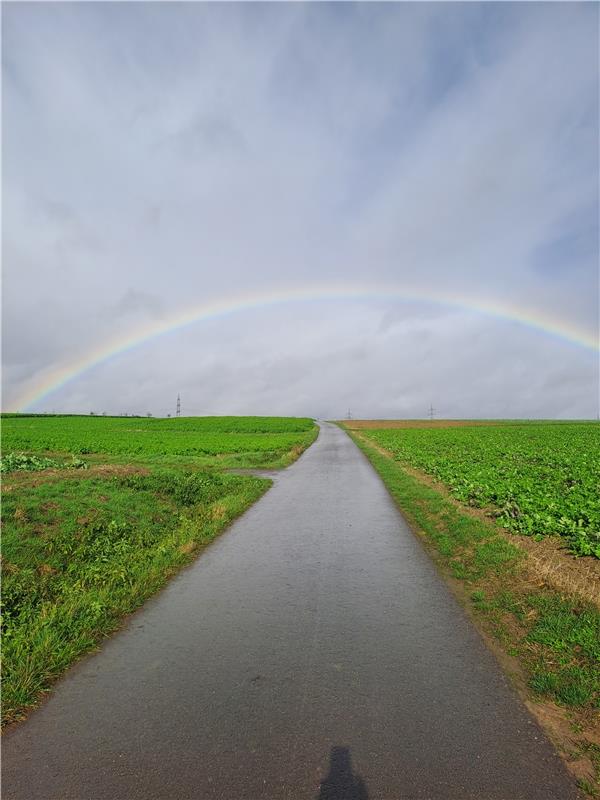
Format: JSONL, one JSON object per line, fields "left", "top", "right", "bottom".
{"left": 3, "top": 423, "right": 579, "bottom": 800}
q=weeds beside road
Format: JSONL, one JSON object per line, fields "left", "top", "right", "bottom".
{"left": 345, "top": 427, "right": 600, "bottom": 797}
{"left": 1, "top": 415, "right": 317, "bottom": 725}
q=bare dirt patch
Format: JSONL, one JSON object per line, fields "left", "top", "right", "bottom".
{"left": 2, "top": 464, "right": 150, "bottom": 491}
{"left": 343, "top": 419, "right": 501, "bottom": 430}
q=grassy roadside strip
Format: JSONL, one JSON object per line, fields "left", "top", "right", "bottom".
{"left": 267, "top": 424, "right": 320, "bottom": 468}
{"left": 347, "top": 430, "right": 600, "bottom": 797}
{"left": 2, "top": 469, "right": 270, "bottom": 727}
{"left": 1, "top": 417, "right": 320, "bottom": 727}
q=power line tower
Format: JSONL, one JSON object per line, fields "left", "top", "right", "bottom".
{"left": 346, "top": 408, "right": 353, "bottom": 420}
{"left": 428, "top": 404, "right": 435, "bottom": 421}
{"left": 176, "top": 394, "right": 181, "bottom": 418}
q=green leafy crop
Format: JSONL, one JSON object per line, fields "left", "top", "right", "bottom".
{"left": 362, "top": 423, "right": 600, "bottom": 557}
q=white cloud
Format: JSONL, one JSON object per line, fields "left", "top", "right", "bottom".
{"left": 2, "top": 2, "right": 598, "bottom": 416}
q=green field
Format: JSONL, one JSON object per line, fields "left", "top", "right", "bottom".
{"left": 348, "top": 429, "right": 600, "bottom": 795}
{"left": 356, "top": 423, "right": 600, "bottom": 557}
{"left": 1, "top": 415, "right": 317, "bottom": 724}
{"left": 1, "top": 414, "right": 317, "bottom": 467}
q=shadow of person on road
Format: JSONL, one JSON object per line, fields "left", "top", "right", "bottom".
{"left": 317, "top": 746, "right": 369, "bottom": 800}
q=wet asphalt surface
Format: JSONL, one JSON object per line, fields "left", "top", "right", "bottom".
{"left": 3, "top": 423, "right": 580, "bottom": 800}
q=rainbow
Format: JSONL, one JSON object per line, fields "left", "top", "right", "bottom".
{"left": 8, "top": 283, "right": 599, "bottom": 412}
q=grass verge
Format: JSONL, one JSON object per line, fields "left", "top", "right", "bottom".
{"left": 347, "top": 429, "right": 600, "bottom": 797}
{"left": 1, "top": 467, "right": 270, "bottom": 726}
{"left": 1, "top": 415, "right": 319, "bottom": 726}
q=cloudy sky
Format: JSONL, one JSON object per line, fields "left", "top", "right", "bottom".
{"left": 2, "top": 2, "right": 598, "bottom": 419}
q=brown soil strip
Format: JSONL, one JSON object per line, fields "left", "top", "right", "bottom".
{"left": 1, "top": 464, "right": 150, "bottom": 491}
{"left": 343, "top": 419, "right": 503, "bottom": 429}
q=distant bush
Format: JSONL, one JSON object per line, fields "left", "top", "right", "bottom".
{"left": 0, "top": 453, "right": 88, "bottom": 473}
{"left": 0, "top": 453, "right": 61, "bottom": 473}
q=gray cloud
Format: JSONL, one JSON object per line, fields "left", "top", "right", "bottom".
{"left": 164, "top": 112, "right": 247, "bottom": 159}
{"left": 112, "top": 289, "right": 165, "bottom": 321}
{"left": 2, "top": 2, "right": 598, "bottom": 417}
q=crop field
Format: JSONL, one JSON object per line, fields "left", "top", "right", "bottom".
{"left": 354, "top": 422, "right": 599, "bottom": 558}
{"left": 349, "top": 419, "right": 600, "bottom": 796}
{"left": 2, "top": 414, "right": 317, "bottom": 467}
{"left": 1, "top": 415, "right": 317, "bottom": 723}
